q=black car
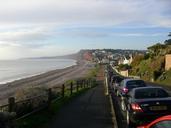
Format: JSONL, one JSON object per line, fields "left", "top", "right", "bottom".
{"left": 117, "top": 79, "right": 146, "bottom": 111}
{"left": 125, "top": 87, "right": 171, "bottom": 127}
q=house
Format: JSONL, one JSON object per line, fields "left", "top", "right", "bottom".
{"left": 118, "top": 54, "right": 133, "bottom": 65}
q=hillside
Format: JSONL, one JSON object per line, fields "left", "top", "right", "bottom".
{"left": 130, "top": 33, "right": 171, "bottom": 85}
{"left": 25, "top": 52, "right": 81, "bottom": 60}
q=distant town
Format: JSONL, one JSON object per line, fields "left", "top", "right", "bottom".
{"left": 82, "top": 49, "right": 146, "bottom": 65}
{"left": 81, "top": 39, "right": 171, "bottom": 85}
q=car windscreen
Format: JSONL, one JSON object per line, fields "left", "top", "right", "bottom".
{"left": 135, "top": 88, "right": 169, "bottom": 99}
{"left": 126, "top": 80, "right": 146, "bottom": 89}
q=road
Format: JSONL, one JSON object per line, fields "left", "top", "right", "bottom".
{"left": 48, "top": 66, "right": 114, "bottom": 128}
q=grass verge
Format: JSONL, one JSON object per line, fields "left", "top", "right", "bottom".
{"left": 87, "top": 64, "right": 100, "bottom": 78}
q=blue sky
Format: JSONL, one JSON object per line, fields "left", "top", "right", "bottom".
{"left": 0, "top": 0, "right": 170, "bottom": 59}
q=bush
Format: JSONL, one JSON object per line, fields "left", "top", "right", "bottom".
{"left": 15, "top": 87, "right": 48, "bottom": 101}
{"left": 87, "top": 64, "right": 100, "bottom": 77}
{"left": 157, "top": 69, "right": 171, "bottom": 86}
{"left": 118, "top": 64, "right": 131, "bottom": 71}
{"left": 131, "top": 55, "right": 144, "bottom": 67}
{"left": 130, "top": 56, "right": 165, "bottom": 81}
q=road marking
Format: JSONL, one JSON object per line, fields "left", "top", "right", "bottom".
{"left": 105, "top": 76, "right": 109, "bottom": 95}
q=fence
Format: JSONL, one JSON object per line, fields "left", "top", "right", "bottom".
{"left": 0, "top": 78, "right": 96, "bottom": 119}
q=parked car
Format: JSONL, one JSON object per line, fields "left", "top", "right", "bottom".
{"left": 113, "top": 76, "right": 124, "bottom": 93}
{"left": 137, "top": 115, "right": 171, "bottom": 128}
{"left": 108, "top": 70, "right": 114, "bottom": 82}
{"left": 124, "top": 87, "right": 171, "bottom": 127}
{"left": 117, "top": 79, "right": 146, "bottom": 111}
{"left": 110, "top": 75, "right": 124, "bottom": 92}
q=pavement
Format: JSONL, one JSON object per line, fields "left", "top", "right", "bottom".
{"left": 49, "top": 79, "right": 114, "bottom": 128}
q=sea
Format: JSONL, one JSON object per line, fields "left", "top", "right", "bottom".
{"left": 0, "top": 59, "right": 77, "bottom": 84}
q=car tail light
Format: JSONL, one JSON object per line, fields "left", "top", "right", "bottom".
{"left": 122, "top": 87, "right": 128, "bottom": 93}
{"left": 131, "top": 103, "right": 143, "bottom": 112}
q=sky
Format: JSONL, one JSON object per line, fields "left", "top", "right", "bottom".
{"left": 0, "top": 0, "right": 171, "bottom": 59}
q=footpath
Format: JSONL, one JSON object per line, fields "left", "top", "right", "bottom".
{"left": 48, "top": 66, "right": 115, "bottom": 128}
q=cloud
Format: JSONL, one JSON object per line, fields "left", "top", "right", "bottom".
{"left": 57, "top": 27, "right": 166, "bottom": 38}
{"left": 0, "top": 40, "right": 76, "bottom": 60}
{"left": 0, "top": 0, "right": 170, "bottom": 59}
{"left": 0, "top": 0, "right": 170, "bottom": 27}
{"left": 0, "top": 26, "right": 55, "bottom": 48}
{"left": 0, "top": 24, "right": 165, "bottom": 47}
{"left": 0, "top": 31, "right": 48, "bottom": 42}
{"left": 0, "top": 25, "right": 78, "bottom": 59}
{"left": 111, "top": 33, "right": 165, "bottom": 37}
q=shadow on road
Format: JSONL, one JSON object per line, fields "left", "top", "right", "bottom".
{"left": 110, "top": 87, "right": 139, "bottom": 128}
{"left": 110, "top": 89, "right": 127, "bottom": 128}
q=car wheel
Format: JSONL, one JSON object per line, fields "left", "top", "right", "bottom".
{"left": 126, "top": 110, "right": 134, "bottom": 128}
{"left": 121, "top": 100, "right": 126, "bottom": 111}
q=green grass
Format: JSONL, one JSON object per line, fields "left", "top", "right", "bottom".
{"left": 65, "top": 79, "right": 76, "bottom": 85}
{"left": 16, "top": 87, "right": 94, "bottom": 128}
{"left": 87, "top": 64, "right": 100, "bottom": 78}
{"left": 156, "top": 69, "right": 171, "bottom": 87}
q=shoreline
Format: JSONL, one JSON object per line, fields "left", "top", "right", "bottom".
{"left": 0, "top": 59, "right": 77, "bottom": 85}
{"left": 0, "top": 60, "right": 94, "bottom": 105}
{"left": 0, "top": 64, "right": 77, "bottom": 85}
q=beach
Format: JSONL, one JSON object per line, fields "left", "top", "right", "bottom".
{"left": 0, "top": 60, "right": 94, "bottom": 104}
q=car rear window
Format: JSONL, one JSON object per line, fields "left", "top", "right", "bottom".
{"left": 135, "top": 88, "right": 169, "bottom": 99}
{"left": 126, "top": 80, "right": 146, "bottom": 89}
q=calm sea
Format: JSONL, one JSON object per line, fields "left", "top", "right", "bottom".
{"left": 0, "top": 59, "right": 77, "bottom": 84}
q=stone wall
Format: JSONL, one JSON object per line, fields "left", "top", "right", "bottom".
{"left": 120, "top": 70, "right": 129, "bottom": 77}
{"left": 165, "top": 54, "right": 171, "bottom": 70}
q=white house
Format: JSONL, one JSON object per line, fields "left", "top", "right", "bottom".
{"left": 119, "top": 54, "right": 133, "bottom": 65}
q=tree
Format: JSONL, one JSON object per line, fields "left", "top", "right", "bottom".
{"left": 131, "top": 54, "right": 144, "bottom": 67}
{"left": 148, "top": 43, "right": 165, "bottom": 51}
{"left": 164, "top": 32, "right": 171, "bottom": 45}
{"left": 118, "top": 64, "right": 131, "bottom": 71}
{"left": 147, "top": 43, "right": 166, "bottom": 56}
{"left": 164, "top": 39, "right": 171, "bottom": 45}
{"left": 168, "top": 32, "right": 171, "bottom": 37}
